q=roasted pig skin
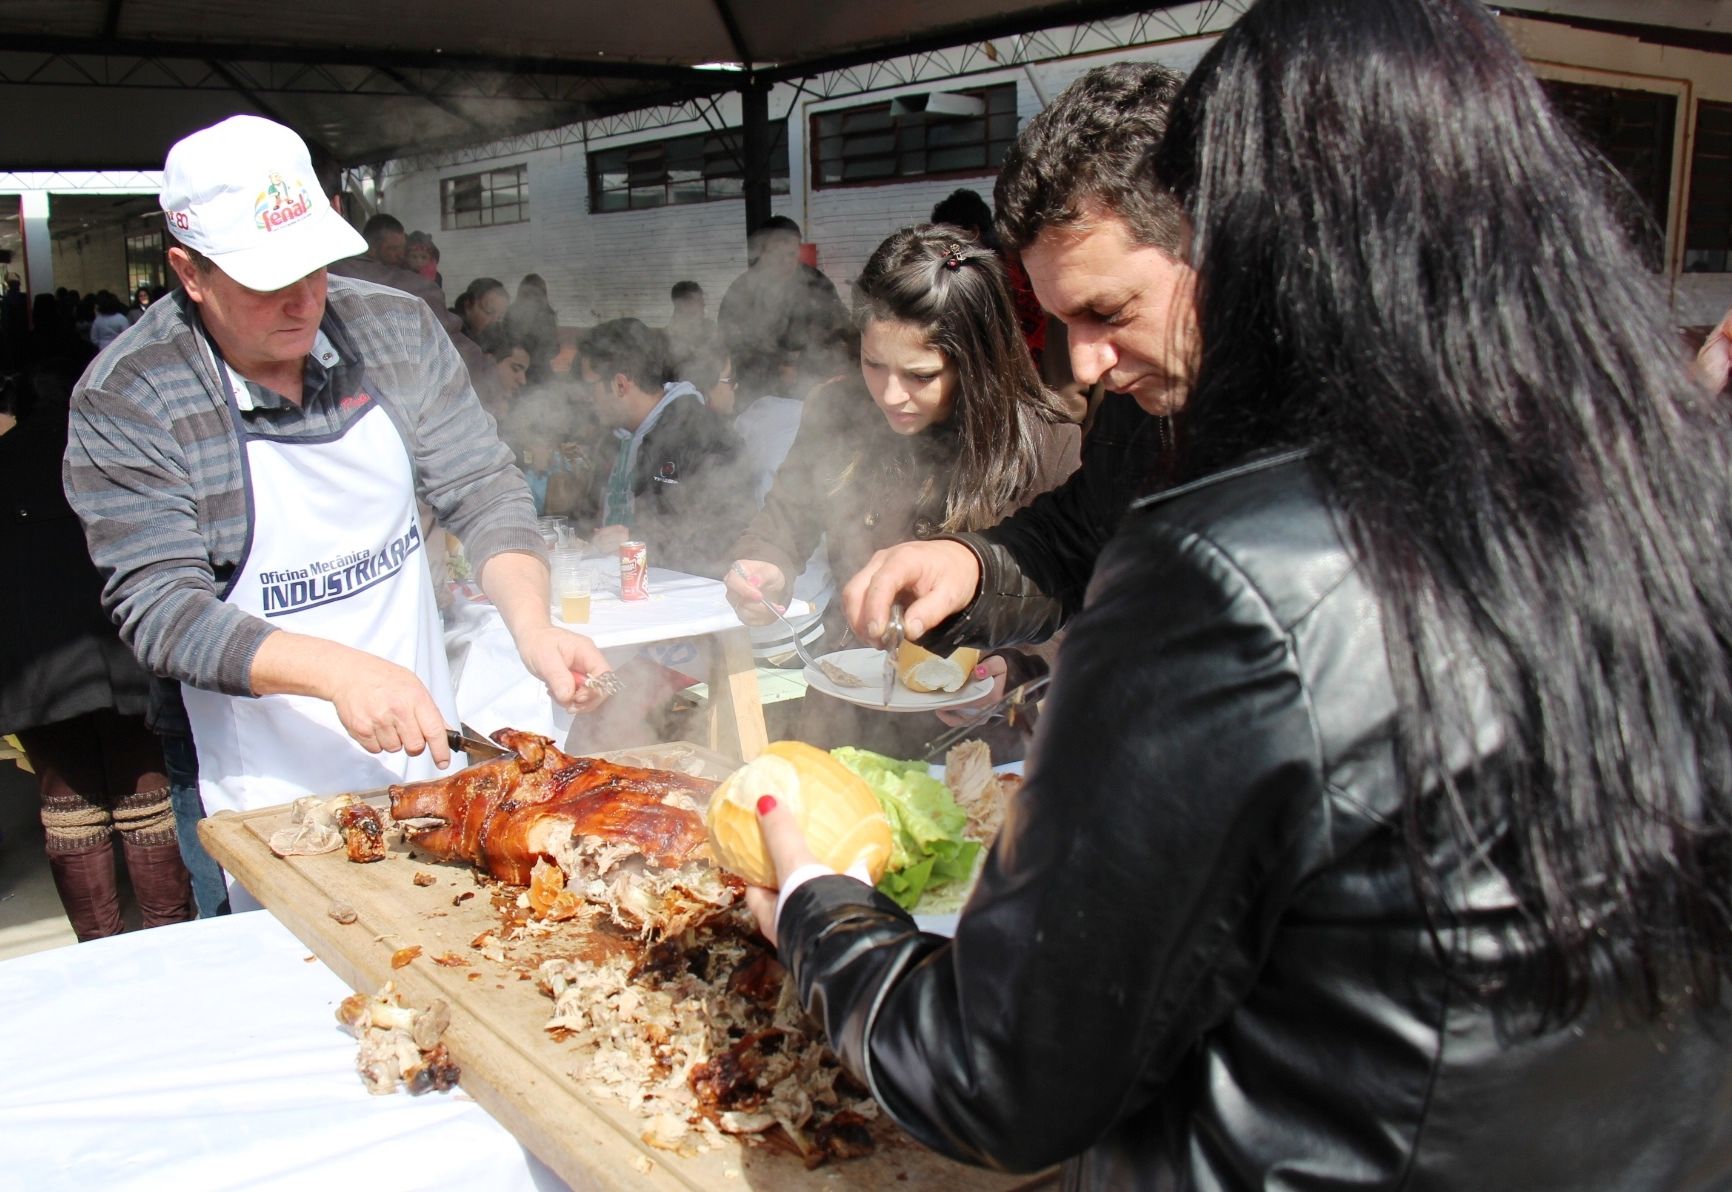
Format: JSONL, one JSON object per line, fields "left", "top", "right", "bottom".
{"left": 388, "top": 731, "right": 716, "bottom": 885}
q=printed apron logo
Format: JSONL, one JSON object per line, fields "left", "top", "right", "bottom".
{"left": 258, "top": 521, "right": 422, "bottom": 617}
{"left": 255, "top": 172, "right": 314, "bottom": 232}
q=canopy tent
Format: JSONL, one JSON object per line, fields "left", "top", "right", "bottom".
{"left": 0, "top": 0, "right": 1189, "bottom": 171}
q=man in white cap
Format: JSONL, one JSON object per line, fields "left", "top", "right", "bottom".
{"left": 64, "top": 114, "right": 613, "bottom": 831}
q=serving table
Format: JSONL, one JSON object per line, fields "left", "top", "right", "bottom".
{"left": 445, "top": 565, "right": 774, "bottom": 762}
{"left": 169, "top": 745, "right": 1046, "bottom": 1191}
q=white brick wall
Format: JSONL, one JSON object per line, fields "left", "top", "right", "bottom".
{"left": 374, "top": 25, "right": 1732, "bottom": 333}
{"left": 385, "top": 145, "right": 793, "bottom": 330}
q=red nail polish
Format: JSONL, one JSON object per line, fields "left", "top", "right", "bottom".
{"left": 756, "top": 795, "right": 777, "bottom": 816}
{"left": 973, "top": 664, "right": 989, "bottom": 678}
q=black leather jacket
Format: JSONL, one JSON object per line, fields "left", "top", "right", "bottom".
{"left": 780, "top": 451, "right": 1732, "bottom": 1188}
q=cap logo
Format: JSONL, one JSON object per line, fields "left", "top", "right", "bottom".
{"left": 255, "top": 172, "right": 314, "bottom": 233}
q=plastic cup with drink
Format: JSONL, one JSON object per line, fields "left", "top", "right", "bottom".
{"left": 550, "top": 548, "right": 592, "bottom": 623}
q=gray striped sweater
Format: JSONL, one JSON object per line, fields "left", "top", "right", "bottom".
{"left": 64, "top": 275, "right": 542, "bottom": 698}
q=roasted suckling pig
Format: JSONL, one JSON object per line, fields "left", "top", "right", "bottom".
{"left": 388, "top": 730, "right": 739, "bottom": 935}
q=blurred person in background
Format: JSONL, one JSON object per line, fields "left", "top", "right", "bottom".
{"left": 578, "top": 316, "right": 747, "bottom": 576}
{"left": 931, "top": 187, "right": 1046, "bottom": 374}
{"left": 455, "top": 276, "right": 509, "bottom": 344}
{"left": 125, "top": 284, "right": 152, "bottom": 325}
{"left": 72, "top": 292, "right": 95, "bottom": 345}
{"left": 1, "top": 361, "right": 194, "bottom": 940}
{"left": 358, "top": 213, "right": 407, "bottom": 268}
{"left": 665, "top": 279, "right": 716, "bottom": 385}
{"left": 505, "top": 273, "right": 559, "bottom": 384}
{"left": 719, "top": 216, "right": 850, "bottom": 403}
{"left": 2, "top": 275, "right": 27, "bottom": 368}
{"left": 88, "top": 290, "right": 130, "bottom": 352}
{"left": 726, "top": 224, "right": 1077, "bottom": 754}
{"left": 749, "top": 2, "right": 1732, "bottom": 1185}
{"left": 405, "top": 230, "right": 441, "bottom": 287}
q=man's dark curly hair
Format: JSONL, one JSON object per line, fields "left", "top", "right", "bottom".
{"left": 994, "top": 62, "right": 1188, "bottom": 254}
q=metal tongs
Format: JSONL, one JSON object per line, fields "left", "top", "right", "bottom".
{"left": 880, "top": 604, "right": 906, "bottom": 708}
{"left": 918, "top": 672, "right": 1053, "bottom": 762}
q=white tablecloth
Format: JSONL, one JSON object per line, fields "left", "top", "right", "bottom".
{"left": 443, "top": 566, "right": 752, "bottom": 742}
{"left": 0, "top": 912, "right": 569, "bottom": 1192}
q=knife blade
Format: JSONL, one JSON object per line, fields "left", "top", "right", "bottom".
{"left": 447, "top": 723, "right": 514, "bottom": 762}
{"left": 881, "top": 603, "right": 905, "bottom": 708}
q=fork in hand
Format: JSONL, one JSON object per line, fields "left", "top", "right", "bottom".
{"left": 729, "top": 562, "right": 847, "bottom": 679}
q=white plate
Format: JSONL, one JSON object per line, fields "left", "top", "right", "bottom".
{"left": 803, "top": 647, "right": 993, "bottom": 712}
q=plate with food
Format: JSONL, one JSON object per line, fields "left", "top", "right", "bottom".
{"left": 804, "top": 642, "right": 992, "bottom": 711}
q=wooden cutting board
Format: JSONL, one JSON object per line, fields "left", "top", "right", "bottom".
{"left": 199, "top": 743, "right": 1049, "bottom": 1192}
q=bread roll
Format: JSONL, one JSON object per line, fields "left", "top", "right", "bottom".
{"left": 896, "top": 641, "right": 982, "bottom": 694}
{"left": 705, "top": 741, "right": 893, "bottom": 889}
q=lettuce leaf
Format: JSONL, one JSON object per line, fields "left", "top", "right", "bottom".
{"left": 831, "top": 747, "right": 982, "bottom": 910}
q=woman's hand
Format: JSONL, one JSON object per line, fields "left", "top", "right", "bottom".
{"left": 724, "top": 559, "right": 790, "bottom": 626}
{"left": 935, "top": 654, "right": 1008, "bottom": 727}
{"left": 742, "top": 795, "right": 823, "bottom": 947}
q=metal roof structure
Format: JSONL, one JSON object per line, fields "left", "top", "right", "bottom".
{"left": 0, "top": 0, "right": 1215, "bottom": 170}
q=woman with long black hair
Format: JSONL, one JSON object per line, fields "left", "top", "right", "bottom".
{"left": 739, "top": 1, "right": 1732, "bottom": 1185}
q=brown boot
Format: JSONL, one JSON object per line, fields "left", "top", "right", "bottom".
{"left": 118, "top": 838, "right": 197, "bottom": 929}
{"left": 46, "top": 840, "right": 124, "bottom": 942}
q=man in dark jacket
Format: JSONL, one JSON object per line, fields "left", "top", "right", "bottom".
{"left": 580, "top": 317, "right": 750, "bottom": 578}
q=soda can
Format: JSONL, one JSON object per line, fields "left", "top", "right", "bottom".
{"left": 619, "top": 541, "right": 650, "bottom": 601}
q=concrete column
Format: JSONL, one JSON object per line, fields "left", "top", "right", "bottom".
{"left": 21, "top": 191, "right": 52, "bottom": 299}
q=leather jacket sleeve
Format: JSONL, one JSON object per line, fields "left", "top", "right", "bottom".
{"left": 920, "top": 395, "right": 1165, "bottom": 656}
{"left": 778, "top": 495, "right": 1327, "bottom": 1172}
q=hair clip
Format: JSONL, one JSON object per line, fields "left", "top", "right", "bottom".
{"left": 942, "top": 244, "right": 966, "bottom": 271}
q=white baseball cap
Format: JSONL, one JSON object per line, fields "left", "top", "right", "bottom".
{"left": 160, "top": 115, "right": 366, "bottom": 292}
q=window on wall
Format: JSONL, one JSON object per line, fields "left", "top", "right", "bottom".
{"left": 1540, "top": 79, "right": 1677, "bottom": 270}
{"left": 812, "top": 83, "right": 1017, "bottom": 188}
{"left": 441, "top": 164, "right": 529, "bottom": 230}
{"left": 125, "top": 220, "right": 167, "bottom": 294}
{"left": 1685, "top": 99, "right": 1732, "bottom": 274}
{"left": 588, "top": 127, "right": 790, "bottom": 213}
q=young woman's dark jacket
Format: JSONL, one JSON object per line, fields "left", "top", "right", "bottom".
{"left": 777, "top": 451, "right": 1732, "bottom": 1188}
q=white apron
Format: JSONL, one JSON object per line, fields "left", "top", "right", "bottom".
{"left": 181, "top": 347, "right": 457, "bottom": 817}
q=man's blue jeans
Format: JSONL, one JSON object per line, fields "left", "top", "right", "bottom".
{"left": 159, "top": 732, "right": 229, "bottom": 918}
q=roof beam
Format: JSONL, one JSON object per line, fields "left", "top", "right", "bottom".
{"left": 710, "top": 0, "right": 755, "bottom": 67}
{"left": 204, "top": 59, "right": 342, "bottom": 165}
{"left": 375, "top": 65, "right": 494, "bottom": 139}
{"left": 2, "top": 33, "right": 707, "bottom": 83}
{"left": 756, "top": 0, "right": 1175, "bottom": 84}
